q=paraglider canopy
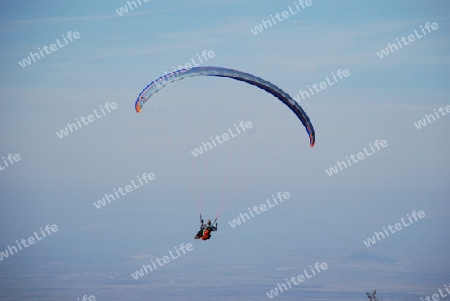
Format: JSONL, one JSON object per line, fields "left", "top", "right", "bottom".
{"left": 135, "top": 66, "right": 315, "bottom": 147}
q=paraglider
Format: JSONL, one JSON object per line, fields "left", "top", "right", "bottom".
{"left": 194, "top": 215, "right": 217, "bottom": 241}
{"left": 135, "top": 66, "right": 316, "bottom": 240}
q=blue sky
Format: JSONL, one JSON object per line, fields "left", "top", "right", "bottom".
{"left": 0, "top": 1, "right": 449, "bottom": 300}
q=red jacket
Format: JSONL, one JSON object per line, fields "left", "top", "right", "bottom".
{"left": 201, "top": 229, "right": 211, "bottom": 240}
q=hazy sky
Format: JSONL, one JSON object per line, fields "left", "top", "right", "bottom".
{"left": 1, "top": 1, "right": 449, "bottom": 300}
